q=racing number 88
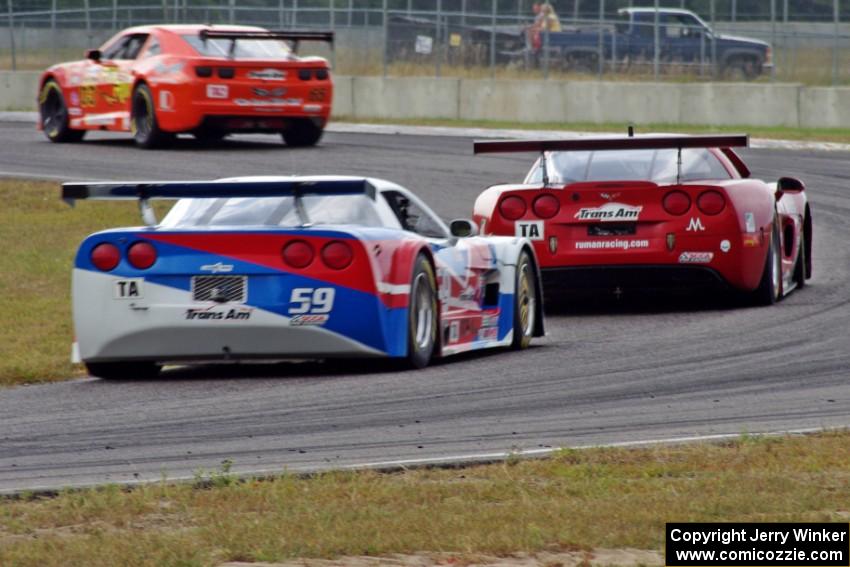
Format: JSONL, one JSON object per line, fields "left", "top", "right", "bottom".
{"left": 288, "top": 287, "right": 335, "bottom": 315}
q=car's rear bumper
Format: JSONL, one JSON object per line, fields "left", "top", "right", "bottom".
{"left": 82, "top": 322, "right": 386, "bottom": 364}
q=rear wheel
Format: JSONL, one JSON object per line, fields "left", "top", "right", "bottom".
{"left": 131, "top": 84, "right": 174, "bottom": 149}
{"left": 39, "top": 79, "right": 85, "bottom": 143}
{"left": 86, "top": 361, "right": 160, "bottom": 381}
{"left": 281, "top": 118, "right": 324, "bottom": 147}
{"left": 793, "top": 229, "right": 806, "bottom": 290}
{"left": 406, "top": 255, "right": 438, "bottom": 369}
{"left": 512, "top": 250, "right": 538, "bottom": 349}
{"left": 752, "top": 222, "right": 782, "bottom": 306}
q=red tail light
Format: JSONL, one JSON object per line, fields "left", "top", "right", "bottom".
{"left": 532, "top": 194, "right": 560, "bottom": 219}
{"left": 499, "top": 196, "right": 527, "bottom": 220}
{"left": 127, "top": 241, "right": 157, "bottom": 269}
{"left": 282, "top": 240, "right": 315, "bottom": 268}
{"left": 662, "top": 190, "right": 691, "bottom": 216}
{"left": 321, "top": 241, "right": 353, "bottom": 270}
{"left": 90, "top": 243, "right": 120, "bottom": 271}
{"left": 697, "top": 190, "right": 726, "bottom": 215}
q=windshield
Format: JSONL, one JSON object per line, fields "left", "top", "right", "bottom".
{"left": 160, "top": 195, "right": 393, "bottom": 228}
{"left": 525, "top": 148, "right": 732, "bottom": 184}
{"left": 181, "top": 34, "right": 292, "bottom": 59}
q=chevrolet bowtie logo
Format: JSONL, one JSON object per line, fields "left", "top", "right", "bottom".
{"left": 200, "top": 262, "right": 234, "bottom": 273}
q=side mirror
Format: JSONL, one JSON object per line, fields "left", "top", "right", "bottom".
{"left": 450, "top": 218, "right": 479, "bottom": 238}
{"left": 776, "top": 176, "right": 805, "bottom": 200}
{"left": 85, "top": 49, "right": 102, "bottom": 62}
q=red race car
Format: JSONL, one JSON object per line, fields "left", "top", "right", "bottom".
{"left": 37, "top": 25, "right": 333, "bottom": 148}
{"left": 472, "top": 134, "right": 812, "bottom": 305}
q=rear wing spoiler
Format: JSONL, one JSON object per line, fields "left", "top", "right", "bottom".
{"left": 473, "top": 134, "right": 749, "bottom": 185}
{"left": 199, "top": 29, "right": 334, "bottom": 53}
{"left": 62, "top": 178, "right": 375, "bottom": 226}
{"left": 473, "top": 134, "right": 749, "bottom": 154}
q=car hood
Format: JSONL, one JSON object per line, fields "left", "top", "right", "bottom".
{"left": 716, "top": 33, "right": 770, "bottom": 49}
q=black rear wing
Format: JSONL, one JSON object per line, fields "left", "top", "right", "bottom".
{"left": 62, "top": 178, "right": 373, "bottom": 203}
{"left": 473, "top": 134, "right": 749, "bottom": 154}
{"left": 474, "top": 134, "right": 749, "bottom": 186}
{"left": 199, "top": 29, "right": 334, "bottom": 53}
{"left": 62, "top": 178, "right": 374, "bottom": 225}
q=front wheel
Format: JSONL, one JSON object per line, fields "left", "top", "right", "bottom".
{"left": 281, "top": 118, "right": 324, "bottom": 147}
{"left": 86, "top": 361, "right": 160, "bottom": 381}
{"left": 512, "top": 250, "right": 538, "bottom": 349}
{"left": 39, "top": 79, "right": 85, "bottom": 143}
{"left": 131, "top": 84, "right": 175, "bottom": 149}
{"left": 751, "top": 222, "right": 782, "bottom": 306}
{"left": 406, "top": 255, "right": 438, "bottom": 369}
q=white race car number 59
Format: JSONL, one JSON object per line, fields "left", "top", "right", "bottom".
{"left": 288, "top": 287, "right": 335, "bottom": 315}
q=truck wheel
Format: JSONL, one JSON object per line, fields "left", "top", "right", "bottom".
{"left": 39, "top": 79, "right": 85, "bottom": 143}
{"left": 131, "top": 84, "right": 175, "bottom": 149}
{"left": 281, "top": 118, "right": 324, "bottom": 147}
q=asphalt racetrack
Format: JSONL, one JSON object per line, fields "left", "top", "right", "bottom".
{"left": 1, "top": 122, "right": 848, "bottom": 493}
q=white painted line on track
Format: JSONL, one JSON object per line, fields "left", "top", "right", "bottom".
{"left": 0, "top": 169, "right": 93, "bottom": 181}
{"left": 0, "top": 425, "right": 837, "bottom": 497}
{"left": 2, "top": 111, "right": 849, "bottom": 152}
{"left": 327, "top": 122, "right": 850, "bottom": 153}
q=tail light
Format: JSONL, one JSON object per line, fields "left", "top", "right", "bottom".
{"left": 127, "top": 241, "right": 157, "bottom": 269}
{"left": 499, "top": 196, "right": 527, "bottom": 220}
{"left": 90, "top": 243, "right": 120, "bottom": 271}
{"left": 321, "top": 241, "right": 353, "bottom": 270}
{"left": 217, "top": 67, "right": 235, "bottom": 79}
{"left": 662, "top": 190, "right": 691, "bottom": 216}
{"left": 697, "top": 190, "right": 726, "bottom": 215}
{"left": 282, "top": 240, "right": 315, "bottom": 268}
{"left": 315, "top": 68, "right": 329, "bottom": 80}
{"left": 195, "top": 66, "right": 213, "bottom": 78}
{"left": 532, "top": 194, "right": 560, "bottom": 218}
{"left": 298, "top": 69, "right": 312, "bottom": 81}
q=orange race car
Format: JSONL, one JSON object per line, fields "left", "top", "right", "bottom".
{"left": 37, "top": 25, "right": 333, "bottom": 148}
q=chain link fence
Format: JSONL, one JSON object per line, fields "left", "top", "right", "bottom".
{"left": 1, "top": 0, "right": 848, "bottom": 84}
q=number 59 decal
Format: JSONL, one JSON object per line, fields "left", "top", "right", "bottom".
{"left": 288, "top": 287, "right": 335, "bottom": 315}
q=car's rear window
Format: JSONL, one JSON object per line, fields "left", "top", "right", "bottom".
{"left": 160, "top": 195, "right": 385, "bottom": 228}
{"left": 181, "top": 34, "right": 292, "bottom": 59}
{"left": 525, "top": 148, "right": 732, "bottom": 184}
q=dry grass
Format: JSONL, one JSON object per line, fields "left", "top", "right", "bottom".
{"left": 0, "top": 430, "right": 848, "bottom": 567}
{"left": 0, "top": 179, "right": 170, "bottom": 387}
{"left": 2, "top": 45, "right": 849, "bottom": 85}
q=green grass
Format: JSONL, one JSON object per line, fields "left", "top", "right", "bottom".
{"left": 336, "top": 115, "right": 850, "bottom": 144}
{"left": 0, "top": 430, "right": 848, "bottom": 567}
{"left": 0, "top": 179, "right": 170, "bottom": 387}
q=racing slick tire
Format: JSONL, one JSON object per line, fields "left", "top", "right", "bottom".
{"left": 281, "top": 118, "right": 324, "bottom": 147}
{"left": 512, "top": 249, "right": 538, "bottom": 350}
{"left": 131, "top": 84, "right": 175, "bottom": 149}
{"left": 406, "top": 254, "right": 438, "bottom": 369}
{"left": 752, "top": 221, "right": 782, "bottom": 306}
{"left": 793, "top": 228, "right": 806, "bottom": 290}
{"left": 39, "top": 79, "right": 85, "bottom": 143}
{"left": 86, "top": 361, "right": 160, "bottom": 381}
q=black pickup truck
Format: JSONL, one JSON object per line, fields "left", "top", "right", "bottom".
{"left": 535, "top": 8, "right": 772, "bottom": 79}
